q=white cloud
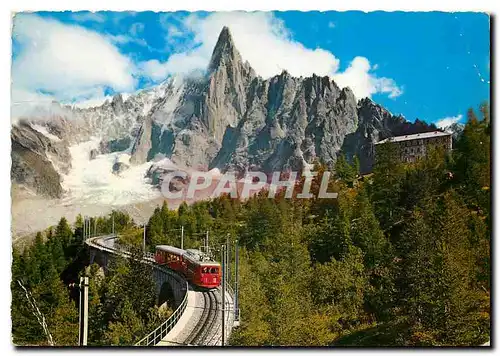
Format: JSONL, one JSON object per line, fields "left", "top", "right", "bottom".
{"left": 129, "top": 22, "right": 145, "bottom": 37}
{"left": 72, "top": 95, "right": 113, "bottom": 109}
{"left": 105, "top": 33, "right": 133, "bottom": 44}
{"left": 11, "top": 88, "right": 67, "bottom": 122}
{"left": 167, "top": 25, "right": 183, "bottom": 38}
{"left": 106, "top": 33, "right": 148, "bottom": 47}
{"left": 333, "top": 57, "right": 402, "bottom": 99}
{"left": 138, "top": 59, "right": 171, "bottom": 81}
{"left": 12, "top": 14, "right": 136, "bottom": 105}
{"left": 146, "top": 12, "right": 401, "bottom": 100}
{"left": 140, "top": 12, "right": 340, "bottom": 80}
{"left": 70, "top": 12, "right": 106, "bottom": 23}
{"left": 12, "top": 11, "right": 403, "bottom": 114}
{"left": 436, "top": 114, "right": 463, "bottom": 129}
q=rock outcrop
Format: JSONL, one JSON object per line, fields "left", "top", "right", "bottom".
{"left": 112, "top": 162, "right": 129, "bottom": 175}
{"left": 11, "top": 121, "right": 71, "bottom": 198}
{"left": 89, "top": 149, "right": 98, "bottom": 160}
{"left": 341, "top": 98, "right": 438, "bottom": 173}
{"left": 11, "top": 26, "right": 441, "bottom": 197}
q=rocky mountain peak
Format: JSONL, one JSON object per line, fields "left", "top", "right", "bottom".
{"left": 201, "top": 26, "right": 257, "bottom": 143}
{"left": 208, "top": 26, "right": 241, "bottom": 73}
{"left": 110, "top": 93, "right": 125, "bottom": 113}
{"left": 11, "top": 24, "right": 439, "bottom": 200}
{"left": 111, "top": 93, "right": 123, "bottom": 105}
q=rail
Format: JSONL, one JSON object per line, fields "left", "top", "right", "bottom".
{"left": 135, "top": 287, "right": 189, "bottom": 346}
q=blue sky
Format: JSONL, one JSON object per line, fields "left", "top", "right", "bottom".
{"left": 11, "top": 11, "right": 490, "bottom": 127}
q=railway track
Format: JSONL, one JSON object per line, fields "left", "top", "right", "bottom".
{"left": 205, "top": 290, "right": 230, "bottom": 346}
{"left": 185, "top": 290, "right": 220, "bottom": 345}
{"left": 88, "top": 235, "right": 236, "bottom": 346}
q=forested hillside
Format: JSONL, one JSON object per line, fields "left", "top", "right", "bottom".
{"left": 11, "top": 104, "right": 490, "bottom": 346}
{"left": 11, "top": 213, "right": 170, "bottom": 346}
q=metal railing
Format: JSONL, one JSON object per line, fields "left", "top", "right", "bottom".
{"left": 135, "top": 287, "right": 189, "bottom": 346}
{"left": 86, "top": 235, "right": 190, "bottom": 346}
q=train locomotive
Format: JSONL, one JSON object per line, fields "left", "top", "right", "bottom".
{"left": 154, "top": 245, "right": 221, "bottom": 289}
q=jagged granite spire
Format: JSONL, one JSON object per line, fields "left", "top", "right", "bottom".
{"left": 208, "top": 26, "right": 240, "bottom": 73}
{"left": 11, "top": 25, "right": 435, "bottom": 200}
{"left": 201, "top": 26, "right": 256, "bottom": 143}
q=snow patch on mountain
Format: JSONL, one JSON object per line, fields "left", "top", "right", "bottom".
{"left": 30, "top": 123, "right": 62, "bottom": 142}
{"left": 61, "top": 138, "right": 161, "bottom": 206}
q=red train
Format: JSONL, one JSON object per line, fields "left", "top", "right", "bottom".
{"left": 154, "top": 245, "right": 221, "bottom": 289}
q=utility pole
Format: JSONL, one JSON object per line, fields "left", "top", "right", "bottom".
{"left": 221, "top": 244, "right": 226, "bottom": 346}
{"left": 85, "top": 217, "right": 89, "bottom": 239}
{"left": 112, "top": 214, "right": 115, "bottom": 235}
{"left": 143, "top": 224, "right": 146, "bottom": 253}
{"left": 227, "top": 234, "right": 231, "bottom": 285}
{"left": 182, "top": 226, "right": 185, "bottom": 250}
{"left": 78, "top": 276, "right": 89, "bottom": 346}
{"left": 205, "top": 230, "right": 209, "bottom": 255}
{"left": 94, "top": 219, "right": 97, "bottom": 237}
{"left": 234, "top": 239, "right": 240, "bottom": 323}
{"left": 83, "top": 216, "right": 86, "bottom": 240}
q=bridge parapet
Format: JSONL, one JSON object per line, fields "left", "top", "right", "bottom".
{"left": 85, "top": 235, "right": 189, "bottom": 346}
{"left": 135, "top": 290, "right": 189, "bottom": 346}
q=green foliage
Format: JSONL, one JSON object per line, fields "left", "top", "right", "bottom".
{"left": 118, "top": 227, "right": 144, "bottom": 248}
{"left": 311, "top": 245, "right": 368, "bottom": 325}
{"left": 335, "top": 153, "right": 358, "bottom": 185}
{"left": 11, "top": 212, "right": 171, "bottom": 346}
{"left": 370, "top": 141, "right": 406, "bottom": 232}
{"left": 231, "top": 104, "right": 489, "bottom": 346}
{"left": 394, "top": 191, "right": 489, "bottom": 345}
{"left": 12, "top": 104, "right": 490, "bottom": 347}
{"left": 11, "top": 217, "right": 79, "bottom": 346}
{"left": 453, "top": 106, "right": 491, "bottom": 221}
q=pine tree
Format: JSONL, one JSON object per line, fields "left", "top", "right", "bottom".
{"left": 86, "top": 264, "right": 107, "bottom": 345}
{"left": 335, "top": 153, "right": 356, "bottom": 185}
{"left": 147, "top": 207, "right": 165, "bottom": 248}
{"left": 74, "top": 214, "right": 84, "bottom": 241}
{"left": 231, "top": 251, "right": 272, "bottom": 346}
{"left": 104, "top": 298, "right": 144, "bottom": 345}
{"left": 435, "top": 192, "right": 489, "bottom": 345}
{"left": 453, "top": 105, "right": 491, "bottom": 219}
{"left": 370, "top": 141, "right": 406, "bottom": 232}
{"left": 395, "top": 206, "right": 439, "bottom": 341}
{"left": 311, "top": 245, "right": 368, "bottom": 328}
{"left": 351, "top": 189, "right": 390, "bottom": 269}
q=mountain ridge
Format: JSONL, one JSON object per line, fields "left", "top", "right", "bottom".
{"left": 11, "top": 26, "right": 439, "bottom": 199}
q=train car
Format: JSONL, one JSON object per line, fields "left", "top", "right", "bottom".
{"left": 183, "top": 249, "right": 221, "bottom": 289}
{"left": 155, "top": 245, "right": 185, "bottom": 274}
{"left": 154, "top": 245, "right": 221, "bottom": 289}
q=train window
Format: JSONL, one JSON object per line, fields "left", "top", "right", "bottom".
{"left": 210, "top": 267, "right": 218, "bottom": 274}
{"left": 202, "top": 267, "right": 208, "bottom": 274}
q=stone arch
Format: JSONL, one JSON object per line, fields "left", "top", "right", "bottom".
{"left": 158, "top": 281, "right": 176, "bottom": 309}
{"left": 90, "top": 249, "right": 109, "bottom": 270}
